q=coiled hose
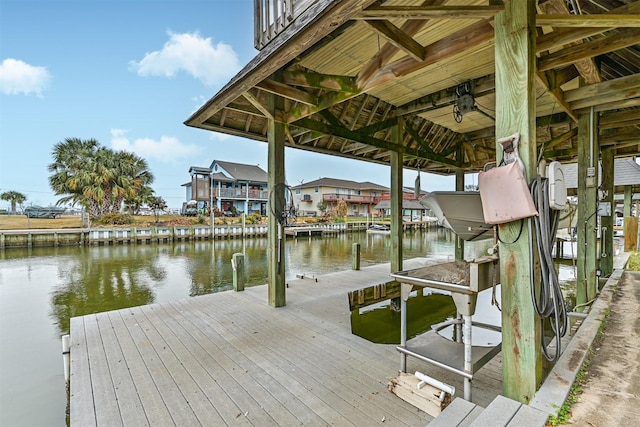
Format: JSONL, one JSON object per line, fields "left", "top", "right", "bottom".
{"left": 530, "top": 176, "right": 568, "bottom": 362}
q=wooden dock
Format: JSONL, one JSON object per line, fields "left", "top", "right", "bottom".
{"left": 69, "top": 257, "right": 503, "bottom": 426}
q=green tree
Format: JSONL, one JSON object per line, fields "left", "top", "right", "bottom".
{"left": 0, "top": 190, "right": 27, "bottom": 214}
{"left": 48, "top": 137, "right": 154, "bottom": 218}
{"left": 124, "top": 185, "right": 154, "bottom": 215}
{"left": 336, "top": 199, "right": 348, "bottom": 219}
{"left": 148, "top": 196, "right": 167, "bottom": 223}
{"left": 316, "top": 200, "right": 327, "bottom": 213}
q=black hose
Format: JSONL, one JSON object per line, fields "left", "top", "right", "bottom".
{"left": 530, "top": 176, "right": 568, "bottom": 362}
{"left": 269, "top": 183, "right": 296, "bottom": 226}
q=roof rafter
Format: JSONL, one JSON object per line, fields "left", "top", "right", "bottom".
{"left": 292, "top": 117, "right": 460, "bottom": 167}
{"left": 356, "top": 5, "right": 503, "bottom": 20}
{"left": 538, "top": 27, "right": 640, "bottom": 72}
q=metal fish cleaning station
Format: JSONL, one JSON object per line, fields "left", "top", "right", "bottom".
{"left": 68, "top": 1, "right": 640, "bottom": 425}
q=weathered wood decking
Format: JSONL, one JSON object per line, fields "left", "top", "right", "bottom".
{"left": 70, "top": 257, "right": 503, "bottom": 426}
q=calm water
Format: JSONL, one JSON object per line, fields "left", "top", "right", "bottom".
{"left": 0, "top": 229, "right": 575, "bottom": 426}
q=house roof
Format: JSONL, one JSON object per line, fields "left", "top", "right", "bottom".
{"left": 561, "top": 157, "right": 640, "bottom": 193}
{"left": 292, "top": 177, "right": 388, "bottom": 191}
{"left": 188, "top": 166, "right": 212, "bottom": 175}
{"left": 213, "top": 160, "right": 268, "bottom": 182}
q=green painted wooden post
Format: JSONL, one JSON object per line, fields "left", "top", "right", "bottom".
{"left": 495, "top": 0, "right": 541, "bottom": 403}
{"left": 455, "top": 151, "right": 465, "bottom": 261}
{"left": 232, "top": 253, "right": 245, "bottom": 291}
{"left": 389, "top": 119, "right": 404, "bottom": 313}
{"left": 600, "top": 149, "right": 614, "bottom": 277}
{"left": 390, "top": 118, "right": 403, "bottom": 274}
{"left": 268, "top": 90, "right": 286, "bottom": 307}
{"left": 577, "top": 110, "right": 599, "bottom": 305}
{"left": 352, "top": 242, "right": 361, "bottom": 270}
{"left": 624, "top": 186, "right": 632, "bottom": 218}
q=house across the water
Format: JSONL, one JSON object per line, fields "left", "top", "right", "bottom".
{"left": 182, "top": 160, "right": 269, "bottom": 216}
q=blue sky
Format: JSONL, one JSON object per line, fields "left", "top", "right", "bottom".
{"left": 0, "top": 0, "right": 455, "bottom": 209}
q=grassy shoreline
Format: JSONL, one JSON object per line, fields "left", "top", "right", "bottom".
{"left": 0, "top": 214, "right": 207, "bottom": 230}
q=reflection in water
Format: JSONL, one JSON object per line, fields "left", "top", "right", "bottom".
{"left": 0, "top": 229, "right": 575, "bottom": 426}
{"left": 351, "top": 291, "right": 457, "bottom": 344}
{"left": 50, "top": 246, "right": 162, "bottom": 335}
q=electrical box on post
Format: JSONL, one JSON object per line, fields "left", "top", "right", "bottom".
{"left": 548, "top": 161, "right": 567, "bottom": 210}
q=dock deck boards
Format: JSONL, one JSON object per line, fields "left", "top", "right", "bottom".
{"left": 70, "top": 257, "right": 503, "bottom": 426}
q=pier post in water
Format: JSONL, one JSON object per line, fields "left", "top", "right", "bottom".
{"left": 352, "top": 243, "right": 360, "bottom": 270}
{"left": 232, "top": 253, "right": 245, "bottom": 291}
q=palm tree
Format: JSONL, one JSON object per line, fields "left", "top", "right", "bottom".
{"left": 0, "top": 190, "right": 27, "bottom": 214}
{"left": 111, "top": 151, "right": 154, "bottom": 214}
{"left": 48, "top": 137, "right": 154, "bottom": 218}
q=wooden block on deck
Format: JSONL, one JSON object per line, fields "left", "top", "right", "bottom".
{"left": 388, "top": 372, "right": 452, "bottom": 417}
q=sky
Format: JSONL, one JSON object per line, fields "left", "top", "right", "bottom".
{"left": 0, "top": 0, "right": 456, "bottom": 210}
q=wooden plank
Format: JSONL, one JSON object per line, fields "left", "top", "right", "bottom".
{"left": 107, "top": 310, "right": 175, "bottom": 426}
{"left": 140, "top": 304, "right": 249, "bottom": 425}
{"left": 82, "top": 315, "right": 122, "bottom": 426}
{"left": 69, "top": 316, "right": 97, "bottom": 427}
{"left": 158, "top": 301, "right": 284, "bottom": 426}
{"left": 119, "top": 307, "right": 201, "bottom": 426}
{"left": 94, "top": 312, "right": 148, "bottom": 426}
{"left": 191, "top": 287, "right": 432, "bottom": 425}
{"left": 507, "top": 404, "right": 549, "bottom": 426}
{"left": 469, "top": 395, "right": 521, "bottom": 426}
{"left": 428, "top": 397, "right": 478, "bottom": 427}
{"left": 182, "top": 293, "right": 419, "bottom": 426}
{"left": 130, "top": 305, "right": 229, "bottom": 425}
{"left": 166, "top": 299, "right": 322, "bottom": 426}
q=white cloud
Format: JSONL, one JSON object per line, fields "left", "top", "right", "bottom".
{"left": 129, "top": 31, "right": 240, "bottom": 86}
{"left": 0, "top": 58, "right": 51, "bottom": 96}
{"left": 110, "top": 129, "right": 202, "bottom": 163}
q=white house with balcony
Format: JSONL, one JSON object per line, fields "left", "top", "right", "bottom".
{"left": 291, "top": 177, "right": 388, "bottom": 217}
{"left": 183, "top": 160, "right": 269, "bottom": 215}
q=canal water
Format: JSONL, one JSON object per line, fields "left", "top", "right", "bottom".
{"left": 0, "top": 229, "right": 576, "bottom": 426}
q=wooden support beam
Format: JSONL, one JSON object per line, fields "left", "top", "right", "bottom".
{"left": 364, "top": 20, "right": 425, "bottom": 62}
{"left": 357, "top": 5, "right": 503, "bottom": 20}
{"left": 268, "top": 91, "right": 286, "bottom": 308}
{"left": 576, "top": 108, "right": 599, "bottom": 308}
{"left": 390, "top": 119, "right": 403, "bottom": 274}
{"left": 256, "top": 79, "right": 318, "bottom": 105}
{"left": 538, "top": 28, "right": 640, "bottom": 72}
{"left": 536, "top": 2, "right": 640, "bottom": 52}
{"left": 495, "top": 0, "right": 541, "bottom": 404}
{"left": 536, "top": 14, "right": 640, "bottom": 28}
{"left": 564, "top": 73, "right": 640, "bottom": 111}
{"left": 281, "top": 70, "right": 359, "bottom": 92}
{"left": 600, "top": 149, "right": 614, "bottom": 277}
{"left": 243, "top": 90, "right": 273, "bottom": 119}
{"left": 358, "top": 20, "right": 495, "bottom": 91}
{"left": 538, "top": 0, "right": 602, "bottom": 84}
{"left": 358, "top": 0, "right": 443, "bottom": 91}
{"left": 600, "top": 109, "right": 640, "bottom": 129}
{"left": 292, "top": 117, "right": 460, "bottom": 167}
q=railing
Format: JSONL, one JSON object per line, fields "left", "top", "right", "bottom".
{"left": 254, "top": 0, "right": 294, "bottom": 50}
{"left": 323, "top": 194, "right": 379, "bottom": 204}
{"left": 215, "top": 188, "right": 268, "bottom": 199}
{"left": 254, "top": 0, "right": 316, "bottom": 50}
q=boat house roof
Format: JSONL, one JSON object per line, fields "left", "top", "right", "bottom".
{"left": 185, "top": 0, "right": 640, "bottom": 185}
